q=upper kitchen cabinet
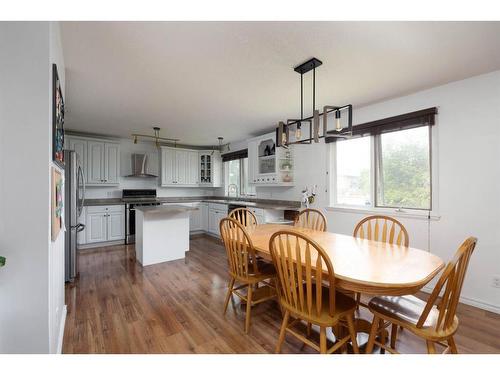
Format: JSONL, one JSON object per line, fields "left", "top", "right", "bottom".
{"left": 247, "top": 134, "right": 294, "bottom": 186}
{"left": 87, "top": 140, "right": 120, "bottom": 185}
{"left": 199, "top": 151, "right": 222, "bottom": 187}
{"left": 160, "top": 147, "right": 199, "bottom": 187}
{"left": 66, "top": 135, "right": 120, "bottom": 186}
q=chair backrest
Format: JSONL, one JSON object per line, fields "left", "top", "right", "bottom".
{"left": 269, "top": 230, "right": 336, "bottom": 319}
{"left": 294, "top": 209, "right": 327, "bottom": 232}
{"left": 417, "top": 237, "right": 477, "bottom": 332}
{"left": 219, "top": 217, "right": 260, "bottom": 280}
{"left": 353, "top": 215, "right": 409, "bottom": 247}
{"left": 229, "top": 207, "right": 258, "bottom": 228}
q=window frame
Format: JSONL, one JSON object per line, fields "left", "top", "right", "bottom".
{"left": 224, "top": 157, "right": 256, "bottom": 197}
{"left": 328, "top": 125, "right": 439, "bottom": 220}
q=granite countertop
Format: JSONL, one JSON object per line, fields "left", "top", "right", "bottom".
{"left": 84, "top": 196, "right": 301, "bottom": 210}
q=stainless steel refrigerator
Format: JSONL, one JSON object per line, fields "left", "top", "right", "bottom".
{"left": 64, "top": 150, "right": 86, "bottom": 282}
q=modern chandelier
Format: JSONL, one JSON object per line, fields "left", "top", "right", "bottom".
{"left": 276, "top": 57, "right": 353, "bottom": 147}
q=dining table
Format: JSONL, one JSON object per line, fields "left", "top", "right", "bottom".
{"left": 245, "top": 224, "right": 445, "bottom": 349}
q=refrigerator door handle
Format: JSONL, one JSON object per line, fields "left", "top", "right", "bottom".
{"left": 77, "top": 165, "right": 86, "bottom": 217}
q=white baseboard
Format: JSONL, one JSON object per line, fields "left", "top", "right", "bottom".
{"left": 57, "top": 305, "right": 67, "bottom": 354}
{"left": 422, "top": 286, "right": 500, "bottom": 314}
{"left": 78, "top": 240, "right": 125, "bottom": 250}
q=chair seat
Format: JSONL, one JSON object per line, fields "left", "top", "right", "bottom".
{"left": 369, "top": 295, "right": 439, "bottom": 328}
{"left": 368, "top": 295, "right": 459, "bottom": 340}
{"left": 283, "top": 286, "right": 357, "bottom": 326}
{"left": 235, "top": 259, "right": 276, "bottom": 283}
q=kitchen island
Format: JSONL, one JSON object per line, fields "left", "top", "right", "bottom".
{"left": 135, "top": 205, "right": 198, "bottom": 266}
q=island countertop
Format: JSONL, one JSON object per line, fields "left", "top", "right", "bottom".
{"left": 134, "top": 205, "right": 199, "bottom": 214}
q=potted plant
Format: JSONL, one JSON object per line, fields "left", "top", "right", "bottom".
{"left": 0, "top": 256, "right": 5, "bottom": 267}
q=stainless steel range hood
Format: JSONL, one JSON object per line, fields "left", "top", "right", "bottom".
{"left": 124, "top": 154, "right": 158, "bottom": 178}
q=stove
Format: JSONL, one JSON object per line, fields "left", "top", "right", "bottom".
{"left": 123, "top": 189, "right": 160, "bottom": 244}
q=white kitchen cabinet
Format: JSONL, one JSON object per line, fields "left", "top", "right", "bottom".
{"left": 247, "top": 133, "right": 294, "bottom": 186}
{"left": 248, "top": 207, "right": 283, "bottom": 224}
{"left": 68, "top": 137, "right": 87, "bottom": 173}
{"left": 85, "top": 205, "right": 125, "bottom": 244}
{"left": 66, "top": 136, "right": 120, "bottom": 186}
{"left": 190, "top": 202, "right": 203, "bottom": 231}
{"left": 247, "top": 140, "right": 257, "bottom": 185}
{"left": 188, "top": 151, "right": 199, "bottom": 185}
{"left": 161, "top": 147, "right": 176, "bottom": 185}
{"left": 199, "top": 151, "right": 222, "bottom": 187}
{"left": 87, "top": 141, "right": 105, "bottom": 184}
{"left": 160, "top": 147, "right": 199, "bottom": 187}
{"left": 86, "top": 207, "right": 108, "bottom": 243}
{"left": 200, "top": 203, "right": 209, "bottom": 231}
{"left": 107, "top": 207, "right": 125, "bottom": 241}
{"left": 105, "top": 143, "right": 120, "bottom": 185}
{"left": 208, "top": 203, "right": 228, "bottom": 236}
{"left": 175, "top": 149, "right": 188, "bottom": 184}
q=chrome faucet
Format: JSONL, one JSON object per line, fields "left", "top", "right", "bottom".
{"left": 228, "top": 183, "right": 238, "bottom": 197}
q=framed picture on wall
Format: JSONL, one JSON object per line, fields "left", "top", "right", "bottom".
{"left": 51, "top": 167, "right": 64, "bottom": 241}
{"left": 52, "top": 63, "right": 65, "bottom": 168}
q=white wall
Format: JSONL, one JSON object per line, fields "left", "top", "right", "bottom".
{"left": 48, "top": 22, "right": 67, "bottom": 354}
{"left": 0, "top": 22, "right": 66, "bottom": 353}
{"left": 80, "top": 138, "right": 217, "bottom": 198}
{"left": 229, "top": 70, "right": 500, "bottom": 313}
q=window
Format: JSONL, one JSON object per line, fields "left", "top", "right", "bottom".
{"left": 332, "top": 126, "right": 433, "bottom": 212}
{"left": 336, "top": 137, "right": 371, "bottom": 206}
{"left": 376, "top": 127, "right": 431, "bottom": 210}
{"left": 224, "top": 158, "right": 255, "bottom": 197}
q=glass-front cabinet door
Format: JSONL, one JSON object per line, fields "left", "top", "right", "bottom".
{"left": 258, "top": 138, "right": 276, "bottom": 175}
{"left": 200, "top": 153, "right": 212, "bottom": 184}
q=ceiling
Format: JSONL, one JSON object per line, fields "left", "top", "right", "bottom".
{"left": 61, "top": 21, "right": 500, "bottom": 145}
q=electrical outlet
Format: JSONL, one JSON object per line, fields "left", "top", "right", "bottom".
{"left": 492, "top": 275, "right": 500, "bottom": 288}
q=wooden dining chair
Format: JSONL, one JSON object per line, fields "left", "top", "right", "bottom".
{"left": 219, "top": 217, "right": 276, "bottom": 333}
{"left": 270, "top": 230, "right": 359, "bottom": 354}
{"left": 294, "top": 208, "right": 327, "bottom": 232}
{"left": 365, "top": 237, "right": 477, "bottom": 354}
{"left": 353, "top": 215, "right": 409, "bottom": 247}
{"left": 352, "top": 215, "right": 410, "bottom": 348}
{"left": 229, "top": 207, "right": 258, "bottom": 229}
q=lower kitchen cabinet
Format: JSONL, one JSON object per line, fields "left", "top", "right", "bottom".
{"left": 189, "top": 202, "right": 203, "bottom": 232}
{"left": 200, "top": 203, "right": 209, "bottom": 232}
{"left": 208, "top": 203, "right": 228, "bottom": 236}
{"left": 83, "top": 205, "right": 125, "bottom": 245}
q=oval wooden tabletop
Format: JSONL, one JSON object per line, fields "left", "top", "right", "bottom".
{"left": 246, "top": 224, "right": 445, "bottom": 296}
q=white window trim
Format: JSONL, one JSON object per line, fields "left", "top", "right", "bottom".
{"left": 327, "top": 125, "right": 440, "bottom": 221}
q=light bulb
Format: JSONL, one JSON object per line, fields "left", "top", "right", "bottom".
{"left": 295, "top": 125, "right": 302, "bottom": 140}
{"left": 335, "top": 111, "right": 342, "bottom": 131}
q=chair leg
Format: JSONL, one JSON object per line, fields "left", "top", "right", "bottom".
{"left": 365, "top": 316, "right": 380, "bottom": 354}
{"left": 346, "top": 313, "right": 359, "bottom": 354}
{"left": 426, "top": 340, "right": 436, "bottom": 354}
{"left": 275, "top": 310, "right": 290, "bottom": 353}
{"left": 356, "top": 293, "right": 361, "bottom": 310}
{"left": 223, "top": 278, "right": 235, "bottom": 315}
{"left": 244, "top": 283, "right": 253, "bottom": 333}
{"left": 379, "top": 319, "right": 386, "bottom": 354}
{"left": 390, "top": 324, "right": 398, "bottom": 349}
{"left": 319, "top": 326, "right": 327, "bottom": 354}
{"left": 447, "top": 337, "right": 458, "bottom": 354}
{"left": 307, "top": 322, "right": 312, "bottom": 336}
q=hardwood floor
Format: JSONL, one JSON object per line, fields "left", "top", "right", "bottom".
{"left": 63, "top": 234, "right": 500, "bottom": 354}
